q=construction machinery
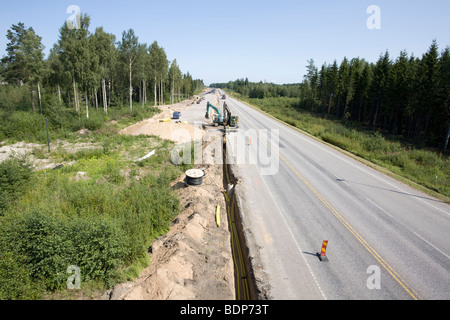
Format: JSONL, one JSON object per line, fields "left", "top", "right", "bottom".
{"left": 172, "top": 111, "right": 181, "bottom": 119}
{"left": 205, "top": 102, "right": 224, "bottom": 126}
{"left": 223, "top": 102, "right": 239, "bottom": 130}
{"left": 205, "top": 101, "right": 239, "bottom": 130}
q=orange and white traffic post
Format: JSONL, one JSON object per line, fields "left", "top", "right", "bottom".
{"left": 318, "top": 240, "right": 329, "bottom": 262}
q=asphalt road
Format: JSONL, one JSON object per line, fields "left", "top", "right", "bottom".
{"left": 221, "top": 92, "right": 450, "bottom": 300}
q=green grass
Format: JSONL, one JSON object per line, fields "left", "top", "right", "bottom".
{"left": 0, "top": 101, "right": 195, "bottom": 299}
{"left": 233, "top": 94, "right": 450, "bottom": 200}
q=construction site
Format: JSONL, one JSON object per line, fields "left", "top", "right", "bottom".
{"left": 103, "top": 90, "right": 270, "bottom": 300}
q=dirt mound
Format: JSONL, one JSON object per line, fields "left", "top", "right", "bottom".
{"left": 105, "top": 97, "right": 236, "bottom": 300}
{"left": 106, "top": 163, "right": 235, "bottom": 300}
{"left": 119, "top": 99, "right": 206, "bottom": 144}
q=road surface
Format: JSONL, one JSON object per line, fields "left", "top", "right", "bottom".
{"left": 222, "top": 92, "right": 450, "bottom": 300}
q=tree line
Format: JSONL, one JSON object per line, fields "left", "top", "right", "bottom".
{"left": 211, "top": 78, "right": 302, "bottom": 100}
{"left": 212, "top": 41, "right": 450, "bottom": 151}
{"left": 0, "top": 14, "right": 204, "bottom": 118}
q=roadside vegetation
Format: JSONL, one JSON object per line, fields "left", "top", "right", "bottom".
{"left": 0, "top": 107, "right": 195, "bottom": 299}
{"left": 0, "top": 14, "right": 202, "bottom": 299}
{"left": 231, "top": 94, "right": 449, "bottom": 200}
{"left": 212, "top": 41, "right": 450, "bottom": 200}
{"left": 212, "top": 40, "right": 450, "bottom": 152}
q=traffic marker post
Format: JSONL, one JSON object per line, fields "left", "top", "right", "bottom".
{"left": 318, "top": 240, "right": 329, "bottom": 262}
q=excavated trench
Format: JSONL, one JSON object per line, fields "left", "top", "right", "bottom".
{"left": 221, "top": 132, "right": 259, "bottom": 300}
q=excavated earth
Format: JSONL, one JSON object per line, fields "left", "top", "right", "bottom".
{"left": 103, "top": 97, "right": 237, "bottom": 300}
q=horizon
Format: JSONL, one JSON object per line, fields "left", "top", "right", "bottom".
{"left": 1, "top": 1, "right": 449, "bottom": 85}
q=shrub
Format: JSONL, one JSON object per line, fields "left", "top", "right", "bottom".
{"left": 0, "top": 158, "right": 33, "bottom": 213}
{"left": 1, "top": 111, "right": 48, "bottom": 142}
{"left": 0, "top": 247, "right": 43, "bottom": 300}
{"left": 3, "top": 212, "right": 128, "bottom": 291}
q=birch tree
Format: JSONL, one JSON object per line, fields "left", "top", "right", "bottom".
{"left": 119, "top": 29, "right": 139, "bottom": 112}
{"left": 93, "top": 27, "right": 116, "bottom": 114}
{"left": 58, "top": 14, "right": 91, "bottom": 115}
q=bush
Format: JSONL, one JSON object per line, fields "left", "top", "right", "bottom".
{"left": 1, "top": 111, "right": 48, "bottom": 143}
{"left": 2, "top": 212, "right": 128, "bottom": 291}
{"left": 0, "top": 249, "right": 43, "bottom": 300}
{"left": 0, "top": 85, "right": 30, "bottom": 112}
{"left": 0, "top": 158, "right": 33, "bottom": 213}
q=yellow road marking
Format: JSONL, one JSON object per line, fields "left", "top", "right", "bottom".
{"left": 232, "top": 100, "right": 422, "bottom": 300}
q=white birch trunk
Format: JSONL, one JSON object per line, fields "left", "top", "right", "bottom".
{"left": 73, "top": 77, "right": 79, "bottom": 113}
{"left": 129, "top": 60, "right": 133, "bottom": 112}
{"left": 37, "top": 82, "right": 42, "bottom": 114}
{"left": 154, "top": 76, "right": 157, "bottom": 107}
{"left": 85, "top": 91, "right": 89, "bottom": 119}
{"left": 57, "top": 83, "right": 62, "bottom": 105}
{"left": 102, "top": 78, "right": 108, "bottom": 113}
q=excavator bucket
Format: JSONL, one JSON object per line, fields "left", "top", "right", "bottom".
{"left": 205, "top": 112, "right": 210, "bottom": 119}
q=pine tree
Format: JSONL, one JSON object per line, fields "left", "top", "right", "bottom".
{"left": 419, "top": 40, "right": 441, "bottom": 141}
{"left": 439, "top": 47, "right": 450, "bottom": 151}
{"left": 2, "top": 22, "right": 45, "bottom": 112}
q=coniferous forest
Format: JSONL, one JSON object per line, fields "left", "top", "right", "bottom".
{"left": 212, "top": 41, "right": 450, "bottom": 151}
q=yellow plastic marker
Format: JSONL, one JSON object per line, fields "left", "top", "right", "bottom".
{"left": 216, "top": 205, "right": 221, "bottom": 227}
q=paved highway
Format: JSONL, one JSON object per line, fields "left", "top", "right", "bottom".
{"left": 222, "top": 92, "right": 450, "bottom": 300}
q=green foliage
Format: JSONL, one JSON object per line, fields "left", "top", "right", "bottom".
{"left": 219, "top": 41, "right": 450, "bottom": 150}
{"left": 1, "top": 212, "right": 127, "bottom": 291}
{"left": 0, "top": 15, "right": 203, "bottom": 300}
{"left": 0, "top": 158, "right": 33, "bottom": 213}
{"left": 243, "top": 96, "right": 450, "bottom": 198}
{"left": 1, "top": 111, "right": 48, "bottom": 143}
{"left": 0, "top": 249, "right": 43, "bottom": 300}
{"left": 0, "top": 133, "right": 187, "bottom": 298}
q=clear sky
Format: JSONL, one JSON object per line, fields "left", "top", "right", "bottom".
{"left": 1, "top": 0, "right": 449, "bottom": 85}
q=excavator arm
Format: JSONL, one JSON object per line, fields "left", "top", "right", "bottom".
{"left": 205, "top": 102, "right": 220, "bottom": 119}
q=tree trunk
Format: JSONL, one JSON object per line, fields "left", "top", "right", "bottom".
{"left": 443, "top": 122, "right": 450, "bottom": 152}
{"left": 94, "top": 88, "right": 98, "bottom": 110}
{"left": 335, "top": 95, "right": 341, "bottom": 118}
{"left": 57, "top": 83, "right": 62, "bottom": 105}
{"left": 143, "top": 79, "right": 147, "bottom": 105}
{"left": 85, "top": 91, "right": 89, "bottom": 119}
{"left": 30, "top": 84, "right": 35, "bottom": 113}
{"left": 37, "top": 82, "right": 42, "bottom": 114}
{"left": 102, "top": 78, "right": 107, "bottom": 113}
{"left": 154, "top": 76, "right": 157, "bottom": 107}
{"left": 172, "top": 80, "right": 174, "bottom": 105}
{"left": 73, "top": 77, "right": 79, "bottom": 113}
{"left": 129, "top": 60, "right": 133, "bottom": 112}
{"left": 108, "top": 79, "right": 111, "bottom": 108}
{"left": 158, "top": 80, "right": 162, "bottom": 106}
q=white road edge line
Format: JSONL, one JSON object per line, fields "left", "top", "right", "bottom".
{"left": 225, "top": 101, "right": 327, "bottom": 300}
{"left": 231, "top": 97, "right": 450, "bottom": 217}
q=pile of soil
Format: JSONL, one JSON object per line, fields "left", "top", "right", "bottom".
{"left": 105, "top": 163, "right": 234, "bottom": 300}
{"left": 104, "top": 97, "right": 236, "bottom": 300}
{"left": 119, "top": 99, "right": 204, "bottom": 144}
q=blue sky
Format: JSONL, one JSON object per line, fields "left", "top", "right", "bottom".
{"left": 1, "top": 0, "right": 449, "bottom": 85}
